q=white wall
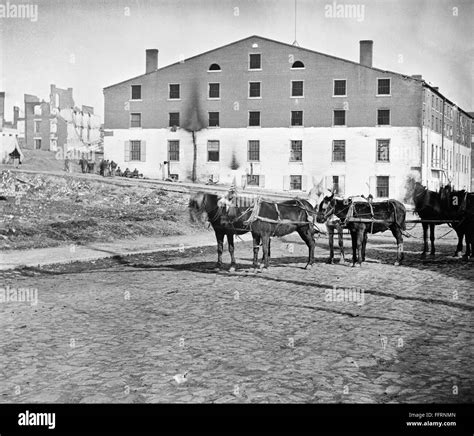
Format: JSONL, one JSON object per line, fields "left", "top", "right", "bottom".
{"left": 104, "top": 126, "right": 422, "bottom": 200}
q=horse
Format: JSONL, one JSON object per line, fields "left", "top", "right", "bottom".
{"left": 460, "top": 193, "right": 474, "bottom": 258}
{"left": 317, "top": 194, "right": 406, "bottom": 266}
{"left": 315, "top": 194, "right": 346, "bottom": 264}
{"left": 413, "top": 182, "right": 464, "bottom": 257}
{"left": 189, "top": 192, "right": 317, "bottom": 270}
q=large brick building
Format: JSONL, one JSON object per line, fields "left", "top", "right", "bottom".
{"left": 103, "top": 36, "right": 472, "bottom": 200}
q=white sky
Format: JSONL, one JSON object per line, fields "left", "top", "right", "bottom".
{"left": 1, "top": 0, "right": 473, "bottom": 119}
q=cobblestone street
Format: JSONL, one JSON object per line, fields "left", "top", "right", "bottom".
{"left": 1, "top": 234, "right": 472, "bottom": 404}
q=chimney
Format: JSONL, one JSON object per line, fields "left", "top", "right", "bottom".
{"left": 13, "top": 106, "right": 19, "bottom": 128}
{"left": 146, "top": 49, "right": 158, "bottom": 73}
{"left": 411, "top": 74, "right": 423, "bottom": 80}
{"left": 359, "top": 40, "right": 373, "bottom": 67}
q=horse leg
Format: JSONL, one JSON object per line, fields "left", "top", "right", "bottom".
{"left": 390, "top": 225, "right": 404, "bottom": 266}
{"left": 261, "top": 234, "right": 271, "bottom": 269}
{"left": 356, "top": 227, "right": 364, "bottom": 267}
{"left": 429, "top": 223, "right": 436, "bottom": 256}
{"left": 327, "top": 225, "right": 335, "bottom": 264}
{"left": 453, "top": 227, "right": 463, "bottom": 257}
{"left": 228, "top": 233, "right": 236, "bottom": 271}
{"left": 421, "top": 223, "right": 428, "bottom": 258}
{"left": 350, "top": 229, "right": 358, "bottom": 267}
{"left": 215, "top": 230, "right": 224, "bottom": 270}
{"left": 361, "top": 230, "right": 368, "bottom": 262}
{"left": 297, "top": 225, "right": 315, "bottom": 269}
{"left": 337, "top": 223, "right": 345, "bottom": 263}
{"left": 252, "top": 232, "right": 260, "bottom": 270}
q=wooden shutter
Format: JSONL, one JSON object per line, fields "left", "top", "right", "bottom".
{"left": 259, "top": 175, "right": 265, "bottom": 188}
{"left": 283, "top": 176, "right": 290, "bottom": 191}
{"left": 325, "top": 176, "right": 333, "bottom": 191}
{"left": 301, "top": 175, "right": 308, "bottom": 192}
{"left": 241, "top": 175, "right": 247, "bottom": 189}
{"left": 124, "top": 141, "right": 130, "bottom": 162}
{"left": 141, "top": 140, "right": 146, "bottom": 162}
{"left": 339, "top": 175, "right": 346, "bottom": 196}
{"left": 368, "top": 176, "right": 376, "bottom": 197}
{"left": 389, "top": 176, "right": 396, "bottom": 199}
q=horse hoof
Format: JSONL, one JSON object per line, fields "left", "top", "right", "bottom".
{"left": 305, "top": 263, "right": 313, "bottom": 270}
{"left": 326, "top": 258, "right": 334, "bottom": 264}
{"left": 394, "top": 261, "right": 400, "bottom": 266}
{"left": 229, "top": 266, "right": 236, "bottom": 272}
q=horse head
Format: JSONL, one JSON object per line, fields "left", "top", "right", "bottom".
{"left": 316, "top": 193, "right": 335, "bottom": 223}
{"left": 188, "top": 192, "right": 208, "bottom": 224}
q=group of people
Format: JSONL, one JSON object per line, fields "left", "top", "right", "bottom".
{"left": 75, "top": 158, "right": 142, "bottom": 178}
{"left": 98, "top": 159, "right": 117, "bottom": 176}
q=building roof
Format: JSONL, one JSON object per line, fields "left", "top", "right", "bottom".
{"left": 103, "top": 34, "right": 422, "bottom": 90}
{"left": 103, "top": 34, "right": 473, "bottom": 119}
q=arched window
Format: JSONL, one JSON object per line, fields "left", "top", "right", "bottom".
{"left": 209, "top": 63, "right": 221, "bottom": 71}
{"left": 291, "top": 61, "right": 305, "bottom": 69}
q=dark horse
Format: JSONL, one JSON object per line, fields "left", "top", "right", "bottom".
{"left": 317, "top": 195, "right": 406, "bottom": 266}
{"left": 413, "top": 182, "right": 465, "bottom": 257}
{"left": 189, "top": 192, "right": 317, "bottom": 270}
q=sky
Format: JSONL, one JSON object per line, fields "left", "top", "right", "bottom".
{"left": 0, "top": 0, "right": 473, "bottom": 120}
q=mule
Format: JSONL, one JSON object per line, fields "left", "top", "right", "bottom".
{"left": 318, "top": 195, "right": 406, "bottom": 266}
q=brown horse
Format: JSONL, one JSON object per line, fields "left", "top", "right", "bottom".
{"left": 189, "top": 192, "right": 317, "bottom": 270}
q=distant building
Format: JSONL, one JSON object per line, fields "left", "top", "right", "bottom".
{"left": 23, "top": 84, "right": 101, "bottom": 157}
{"left": 103, "top": 36, "right": 472, "bottom": 198}
{"left": 0, "top": 92, "right": 23, "bottom": 164}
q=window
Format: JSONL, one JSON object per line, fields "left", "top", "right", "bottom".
{"left": 131, "top": 85, "right": 141, "bottom": 100}
{"left": 332, "top": 176, "right": 340, "bottom": 195}
{"left": 34, "top": 120, "right": 41, "bottom": 133}
{"left": 34, "top": 138, "right": 41, "bottom": 149}
{"left": 376, "top": 176, "right": 389, "bottom": 197}
{"left": 169, "top": 84, "right": 180, "bottom": 99}
{"left": 208, "top": 63, "right": 221, "bottom": 71}
{"left": 249, "top": 111, "right": 260, "bottom": 127}
{"left": 168, "top": 140, "right": 179, "bottom": 161}
{"left": 333, "top": 80, "right": 346, "bottom": 96}
{"left": 377, "top": 109, "right": 390, "bottom": 125}
{"left": 333, "top": 110, "right": 346, "bottom": 126}
{"left": 290, "top": 175, "right": 302, "bottom": 190}
{"left": 332, "top": 140, "right": 346, "bottom": 162}
{"left": 377, "top": 79, "right": 390, "bottom": 95}
{"left": 290, "top": 140, "right": 302, "bottom": 161}
{"left": 130, "top": 140, "right": 141, "bottom": 161}
{"left": 169, "top": 112, "right": 180, "bottom": 127}
{"left": 376, "top": 139, "right": 390, "bottom": 162}
{"left": 34, "top": 105, "right": 42, "bottom": 116}
{"left": 208, "top": 112, "right": 219, "bottom": 127}
{"left": 291, "top": 111, "right": 303, "bottom": 126}
{"left": 291, "top": 60, "right": 304, "bottom": 69}
{"left": 248, "top": 140, "right": 260, "bottom": 161}
{"left": 130, "top": 113, "right": 141, "bottom": 128}
{"left": 207, "top": 140, "right": 219, "bottom": 161}
{"left": 291, "top": 81, "right": 304, "bottom": 97}
{"left": 249, "top": 82, "right": 261, "bottom": 98}
{"left": 249, "top": 53, "right": 261, "bottom": 70}
{"left": 208, "top": 83, "right": 220, "bottom": 99}
{"left": 247, "top": 175, "right": 260, "bottom": 186}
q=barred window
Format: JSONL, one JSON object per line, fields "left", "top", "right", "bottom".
{"left": 376, "top": 176, "right": 389, "bottom": 198}
{"left": 248, "top": 140, "right": 260, "bottom": 161}
{"left": 332, "top": 175, "right": 340, "bottom": 195}
{"left": 334, "top": 80, "right": 346, "bottom": 96}
{"left": 249, "top": 111, "right": 260, "bottom": 126}
{"left": 290, "top": 140, "right": 302, "bottom": 161}
{"left": 332, "top": 140, "right": 345, "bottom": 162}
{"left": 333, "top": 110, "right": 346, "bottom": 126}
{"left": 131, "top": 85, "right": 141, "bottom": 100}
{"left": 377, "top": 79, "right": 390, "bottom": 95}
{"left": 292, "top": 81, "right": 304, "bottom": 97}
{"left": 169, "top": 84, "right": 180, "bottom": 99}
{"left": 168, "top": 140, "right": 179, "bottom": 161}
{"left": 130, "top": 140, "right": 141, "bottom": 161}
{"left": 376, "top": 139, "right": 390, "bottom": 162}
{"left": 291, "top": 61, "right": 304, "bottom": 69}
{"left": 34, "top": 138, "right": 42, "bottom": 149}
{"left": 209, "top": 112, "right": 219, "bottom": 127}
{"left": 209, "top": 63, "right": 221, "bottom": 71}
{"left": 291, "top": 111, "right": 303, "bottom": 126}
{"left": 249, "top": 54, "right": 261, "bottom": 69}
{"left": 290, "top": 175, "right": 302, "bottom": 190}
{"left": 34, "top": 120, "right": 41, "bottom": 133}
{"left": 207, "top": 140, "right": 219, "bottom": 161}
{"left": 209, "top": 83, "right": 220, "bottom": 99}
{"left": 130, "top": 113, "right": 141, "bottom": 128}
{"left": 249, "top": 82, "right": 261, "bottom": 98}
{"left": 169, "top": 112, "right": 179, "bottom": 127}
{"left": 377, "top": 109, "right": 390, "bottom": 125}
